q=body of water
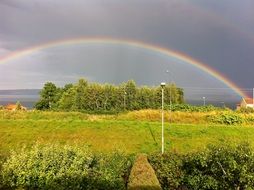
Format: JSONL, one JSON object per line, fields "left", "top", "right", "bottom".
{"left": 0, "top": 89, "right": 238, "bottom": 109}
{"left": 0, "top": 90, "right": 40, "bottom": 109}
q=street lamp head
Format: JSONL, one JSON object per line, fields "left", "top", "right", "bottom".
{"left": 161, "top": 82, "right": 166, "bottom": 87}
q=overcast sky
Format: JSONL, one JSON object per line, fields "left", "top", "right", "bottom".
{"left": 0, "top": 0, "right": 254, "bottom": 101}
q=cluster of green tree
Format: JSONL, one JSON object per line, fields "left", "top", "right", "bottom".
{"left": 35, "top": 79, "right": 184, "bottom": 112}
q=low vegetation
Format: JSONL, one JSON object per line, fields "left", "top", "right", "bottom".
{"left": 1, "top": 109, "right": 254, "bottom": 158}
{"left": 1, "top": 143, "right": 254, "bottom": 190}
{"left": 119, "top": 109, "right": 254, "bottom": 125}
{"left": 166, "top": 104, "right": 224, "bottom": 112}
{"left": 127, "top": 154, "right": 161, "bottom": 190}
{"left": 149, "top": 143, "right": 254, "bottom": 190}
{"left": 149, "top": 153, "right": 183, "bottom": 190}
{"left": 0, "top": 108, "right": 254, "bottom": 189}
{"left": 206, "top": 112, "right": 244, "bottom": 125}
{"left": 1, "top": 144, "right": 132, "bottom": 190}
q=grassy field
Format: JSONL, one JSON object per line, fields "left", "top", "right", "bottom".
{"left": 1, "top": 110, "right": 254, "bottom": 158}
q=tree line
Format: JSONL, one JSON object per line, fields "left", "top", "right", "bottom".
{"left": 35, "top": 79, "right": 184, "bottom": 112}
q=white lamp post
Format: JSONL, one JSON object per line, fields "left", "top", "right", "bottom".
{"left": 203, "top": 97, "right": 206, "bottom": 106}
{"left": 166, "top": 70, "right": 172, "bottom": 153}
{"left": 161, "top": 82, "right": 166, "bottom": 154}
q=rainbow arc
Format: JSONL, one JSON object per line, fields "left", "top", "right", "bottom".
{"left": 0, "top": 37, "right": 247, "bottom": 98}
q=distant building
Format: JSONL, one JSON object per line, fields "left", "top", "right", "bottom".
{"left": 237, "top": 98, "right": 254, "bottom": 109}
{"left": 5, "top": 104, "right": 27, "bottom": 111}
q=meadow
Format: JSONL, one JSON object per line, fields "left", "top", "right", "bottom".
{"left": 1, "top": 109, "right": 254, "bottom": 158}
{"left": 1, "top": 110, "right": 254, "bottom": 189}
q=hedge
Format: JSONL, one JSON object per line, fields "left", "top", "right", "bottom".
{"left": 128, "top": 154, "right": 162, "bottom": 190}
{"left": 1, "top": 144, "right": 132, "bottom": 190}
{"left": 149, "top": 143, "right": 254, "bottom": 190}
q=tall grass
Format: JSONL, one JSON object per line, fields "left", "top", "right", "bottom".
{"left": 118, "top": 109, "right": 254, "bottom": 125}
{"left": 1, "top": 109, "right": 254, "bottom": 125}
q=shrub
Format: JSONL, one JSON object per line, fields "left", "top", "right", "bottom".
{"left": 182, "top": 151, "right": 219, "bottom": 189}
{"left": 128, "top": 154, "right": 162, "bottom": 190}
{"left": 1, "top": 144, "right": 132, "bottom": 190}
{"left": 15, "top": 101, "right": 22, "bottom": 110}
{"left": 182, "top": 143, "right": 254, "bottom": 189}
{"left": 207, "top": 112, "right": 243, "bottom": 125}
{"left": 237, "top": 107, "right": 254, "bottom": 114}
{"left": 149, "top": 143, "right": 254, "bottom": 190}
{"left": 245, "top": 116, "right": 254, "bottom": 123}
{"left": 166, "top": 104, "right": 224, "bottom": 112}
{"left": 149, "top": 153, "right": 183, "bottom": 190}
{"left": 2, "top": 144, "right": 94, "bottom": 189}
{"left": 91, "top": 152, "right": 133, "bottom": 190}
{"left": 0, "top": 158, "right": 3, "bottom": 189}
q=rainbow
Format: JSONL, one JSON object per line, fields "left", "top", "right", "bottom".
{"left": 0, "top": 37, "right": 247, "bottom": 98}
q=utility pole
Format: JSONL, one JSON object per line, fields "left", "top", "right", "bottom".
{"left": 161, "top": 82, "right": 166, "bottom": 154}
{"left": 166, "top": 70, "right": 172, "bottom": 152}
{"left": 124, "top": 91, "right": 126, "bottom": 110}
{"left": 253, "top": 88, "right": 254, "bottom": 109}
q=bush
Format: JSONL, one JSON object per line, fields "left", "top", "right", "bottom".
{"left": 207, "top": 112, "right": 243, "bottom": 125}
{"left": 237, "top": 107, "right": 254, "bottom": 114}
{"left": 149, "top": 153, "right": 183, "bottom": 190}
{"left": 0, "top": 158, "right": 3, "bottom": 189}
{"left": 150, "top": 143, "right": 254, "bottom": 190}
{"left": 167, "top": 104, "right": 223, "bottom": 112}
{"left": 2, "top": 144, "right": 94, "bottom": 189}
{"left": 1, "top": 144, "right": 132, "bottom": 190}
{"left": 182, "top": 143, "right": 254, "bottom": 190}
{"left": 91, "top": 152, "right": 133, "bottom": 190}
{"left": 128, "top": 154, "right": 162, "bottom": 190}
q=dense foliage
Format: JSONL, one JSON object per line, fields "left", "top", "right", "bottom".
{"left": 149, "top": 153, "right": 183, "bottom": 190}
{"left": 207, "top": 112, "right": 244, "bottom": 125}
{"left": 167, "top": 104, "right": 224, "bottom": 112}
{"left": 35, "top": 79, "right": 184, "bottom": 112}
{"left": 2, "top": 143, "right": 254, "bottom": 189}
{"left": 1, "top": 144, "right": 132, "bottom": 190}
{"left": 149, "top": 143, "right": 254, "bottom": 190}
{"left": 237, "top": 107, "right": 254, "bottom": 114}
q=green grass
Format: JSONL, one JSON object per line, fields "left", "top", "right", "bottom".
{"left": 1, "top": 111, "right": 254, "bottom": 158}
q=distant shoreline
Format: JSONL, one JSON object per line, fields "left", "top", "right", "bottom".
{"left": 0, "top": 89, "right": 40, "bottom": 109}
{"left": 0, "top": 89, "right": 238, "bottom": 109}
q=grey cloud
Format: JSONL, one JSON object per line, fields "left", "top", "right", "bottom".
{"left": 0, "top": 0, "right": 253, "bottom": 99}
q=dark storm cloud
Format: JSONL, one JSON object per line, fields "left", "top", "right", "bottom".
{"left": 0, "top": 0, "right": 254, "bottom": 96}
